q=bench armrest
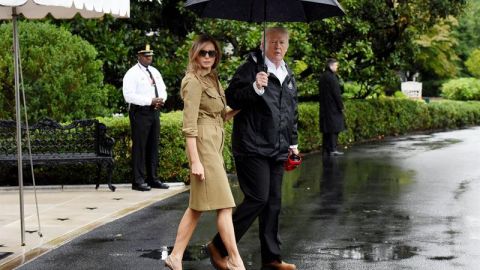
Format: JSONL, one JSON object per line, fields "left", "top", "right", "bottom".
{"left": 98, "top": 135, "right": 114, "bottom": 156}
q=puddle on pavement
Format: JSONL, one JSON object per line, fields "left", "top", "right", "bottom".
{"left": 454, "top": 180, "right": 470, "bottom": 200}
{"left": 411, "top": 138, "right": 461, "bottom": 151}
{"left": 428, "top": 255, "right": 456, "bottom": 260}
{"left": 82, "top": 234, "right": 124, "bottom": 244}
{"left": 320, "top": 243, "right": 418, "bottom": 261}
{"left": 356, "top": 136, "right": 461, "bottom": 157}
{"left": 139, "top": 245, "right": 208, "bottom": 261}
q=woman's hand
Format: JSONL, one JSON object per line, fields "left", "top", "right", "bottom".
{"left": 224, "top": 109, "right": 240, "bottom": 121}
{"left": 191, "top": 161, "right": 205, "bottom": 181}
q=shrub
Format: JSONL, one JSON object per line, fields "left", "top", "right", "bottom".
{"left": 101, "top": 99, "right": 480, "bottom": 182}
{"left": 3, "top": 99, "right": 480, "bottom": 185}
{"left": 0, "top": 21, "right": 112, "bottom": 122}
{"left": 342, "top": 82, "right": 363, "bottom": 99}
{"left": 465, "top": 48, "right": 480, "bottom": 78}
{"left": 440, "top": 78, "right": 480, "bottom": 101}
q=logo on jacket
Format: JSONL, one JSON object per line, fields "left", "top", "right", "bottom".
{"left": 287, "top": 81, "right": 294, "bottom": 90}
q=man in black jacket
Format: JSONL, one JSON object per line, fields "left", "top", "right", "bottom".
{"left": 319, "top": 58, "right": 345, "bottom": 157}
{"left": 208, "top": 26, "right": 299, "bottom": 270}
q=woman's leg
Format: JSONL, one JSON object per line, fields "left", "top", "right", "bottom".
{"left": 170, "top": 208, "right": 202, "bottom": 265}
{"left": 217, "top": 208, "right": 245, "bottom": 268}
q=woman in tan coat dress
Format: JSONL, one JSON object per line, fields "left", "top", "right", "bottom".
{"left": 164, "top": 35, "right": 244, "bottom": 270}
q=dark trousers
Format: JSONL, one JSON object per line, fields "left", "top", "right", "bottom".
{"left": 129, "top": 108, "right": 160, "bottom": 185}
{"left": 212, "top": 155, "right": 285, "bottom": 263}
{"left": 322, "top": 132, "right": 338, "bottom": 153}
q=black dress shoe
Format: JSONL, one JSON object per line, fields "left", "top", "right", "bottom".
{"left": 147, "top": 180, "right": 169, "bottom": 189}
{"left": 206, "top": 242, "right": 227, "bottom": 270}
{"left": 132, "top": 183, "right": 151, "bottom": 191}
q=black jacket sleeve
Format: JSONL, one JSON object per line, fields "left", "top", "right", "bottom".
{"left": 225, "top": 62, "right": 260, "bottom": 110}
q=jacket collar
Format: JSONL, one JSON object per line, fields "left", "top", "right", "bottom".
{"left": 265, "top": 57, "right": 287, "bottom": 73}
{"left": 137, "top": 62, "right": 149, "bottom": 70}
{"left": 196, "top": 68, "right": 216, "bottom": 78}
{"left": 247, "top": 49, "right": 294, "bottom": 84}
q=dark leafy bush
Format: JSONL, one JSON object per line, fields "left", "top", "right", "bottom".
{"left": 0, "top": 21, "right": 112, "bottom": 122}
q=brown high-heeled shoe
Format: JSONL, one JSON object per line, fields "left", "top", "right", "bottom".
{"left": 164, "top": 255, "right": 182, "bottom": 270}
{"left": 226, "top": 257, "right": 245, "bottom": 270}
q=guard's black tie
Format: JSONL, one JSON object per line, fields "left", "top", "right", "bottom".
{"left": 145, "top": 67, "right": 159, "bottom": 98}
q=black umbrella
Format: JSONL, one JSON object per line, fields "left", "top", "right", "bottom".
{"left": 185, "top": 0, "right": 345, "bottom": 64}
{"left": 185, "top": 0, "right": 345, "bottom": 23}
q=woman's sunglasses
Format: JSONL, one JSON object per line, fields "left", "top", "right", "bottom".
{"left": 199, "top": 50, "right": 217, "bottom": 58}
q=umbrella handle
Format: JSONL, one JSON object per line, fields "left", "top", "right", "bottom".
{"left": 263, "top": 0, "right": 268, "bottom": 73}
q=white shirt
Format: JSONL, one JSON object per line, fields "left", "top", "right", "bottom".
{"left": 122, "top": 63, "right": 168, "bottom": 106}
{"left": 253, "top": 57, "right": 288, "bottom": 95}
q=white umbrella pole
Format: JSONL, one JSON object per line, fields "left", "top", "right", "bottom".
{"left": 12, "top": 7, "right": 26, "bottom": 246}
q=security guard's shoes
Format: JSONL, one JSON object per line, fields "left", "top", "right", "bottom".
{"left": 132, "top": 183, "right": 151, "bottom": 191}
{"left": 148, "top": 180, "right": 169, "bottom": 189}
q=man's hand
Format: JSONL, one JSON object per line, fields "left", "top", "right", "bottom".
{"left": 289, "top": 147, "right": 300, "bottom": 156}
{"left": 255, "top": 71, "right": 269, "bottom": 89}
{"left": 152, "top": 98, "right": 164, "bottom": 109}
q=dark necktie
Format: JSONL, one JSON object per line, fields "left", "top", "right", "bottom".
{"left": 145, "top": 67, "right": 159, "bottom": 98}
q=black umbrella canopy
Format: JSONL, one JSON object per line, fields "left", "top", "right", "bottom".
{"left": 184, "top": 0, "right": 345, "bottom": 23}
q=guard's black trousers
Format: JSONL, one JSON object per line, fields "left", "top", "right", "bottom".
{"left": 129, "top": 108, "right": 160, "bottom": 185}
{"left": 212, "top": 155, "right": 285, "bottom": 263}
{"left": 322, "top": 132, "right": 339, "bottom": 154}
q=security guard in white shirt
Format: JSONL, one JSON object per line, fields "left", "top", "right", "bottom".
{"left": 123, "top": 44, "right": 169, "bottom": 191}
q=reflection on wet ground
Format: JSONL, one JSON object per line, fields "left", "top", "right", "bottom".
{"left": 17, "top": 127, "right": 480, "bottom": 270}
{"left": 352, "top": 133, "right": 462, "bottom": 159}
{"left": 139, "top": 245, "right": 207, "bottom": 261}
{"left": 155, "top": 134, "right": 427, "bottom": 264}
{"left": 320, "top": 243, "right": 418, "bottom": 261}
{"left": 280, "top": 151, "right": 419, "bottom": 265}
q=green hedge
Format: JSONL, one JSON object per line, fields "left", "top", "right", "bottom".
{"left": 2, "top": 99, "right": 480, "bottom": 185}
{"left": 98, "top": 98, "right": 480, "bottom": 183}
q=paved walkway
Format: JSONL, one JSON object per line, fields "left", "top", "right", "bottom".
{"left": 0, "top": 183, "right": 187, "bottom": 270}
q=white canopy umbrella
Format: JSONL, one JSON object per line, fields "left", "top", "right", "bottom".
{"left": 0, "top": 0, "right": 130, "bottom": 246}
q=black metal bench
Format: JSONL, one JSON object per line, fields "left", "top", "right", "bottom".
{"left": 0, "top": 118, "right": 116, "bottom": 191}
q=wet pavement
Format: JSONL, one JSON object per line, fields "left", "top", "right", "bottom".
{"left": 15, "top": 127, "right": 480, "bottom": 269}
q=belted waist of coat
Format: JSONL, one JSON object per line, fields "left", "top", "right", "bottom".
{"left": 197, "top": 117, "right": 223, "bottom": 126}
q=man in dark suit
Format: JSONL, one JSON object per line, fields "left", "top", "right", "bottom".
{"left": 319, "top": 58, "right": 345, "bottom": 157}
{"left": 207, "top": 26, "right": 299, "bottom": 270}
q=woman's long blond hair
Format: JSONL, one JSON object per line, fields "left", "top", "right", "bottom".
{"left": 187, "top": 34, "right": 222, "bottom": 74}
